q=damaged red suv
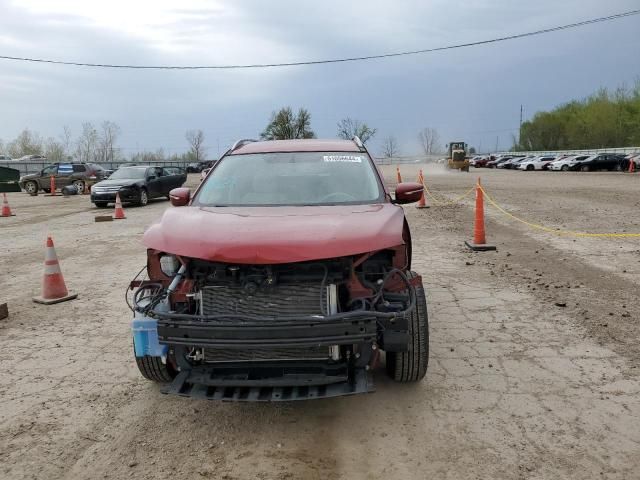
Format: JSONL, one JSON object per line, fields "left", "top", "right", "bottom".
{"left": 130, "top": 137, "right": 428, "bottom": 401}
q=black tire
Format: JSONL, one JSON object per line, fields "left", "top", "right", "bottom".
{"left": 135, "top": 355, "right": 176, "bottom": 383}
{"left": 526, "top": 165, "right": 534, "bottom": 171}
{"left": 137, "top": 188, "right": 149, "bottom": 206}
{"left": 43, "top": 188, "right": 51, "bottom": 193}
{"left": 24, "top": 181, "right": 38, "bottom": 195}
{"left": 561, "top": 165, "right": 569, "bottom": 172}
{"left": 72, "top": 179, "right": 85, "bottom": 194}
{"left": 94, "top": 202, "right": 109, "bottom": 208}
{"left": 581, "top": 165, "right": 589, "bottom": 172}
{"left": 386, "top": 272, "right": 429, "bottom": 382}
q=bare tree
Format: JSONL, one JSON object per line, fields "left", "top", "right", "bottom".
{"left": 418, "top": 127, "right": 441, "bottom": 155}
{"left": 337, "top": 118, "right": 376, "bottom": 144}
{"left": 185, "top": 129, "right": 206, "bottom": 162}
{"left": 60, "top": 126, "right": 73, "bottom": 158}
{"left": 76, "top": 122, "right": 98, "bottom": 163}
{"left": 7, "top": 128, "right": 43, "bottom": 158}
{"left": 382, "top": 136, "right": 399, "bottom": 158}
{"left": 99, "top": 121, "right": 121, "bottom": 162}
{"left": 45, "top": 137, "right": 66, "bottom": 162}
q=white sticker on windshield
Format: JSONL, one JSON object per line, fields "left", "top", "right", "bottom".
{"left": 323, "top": 155, "right": 363, "bottom": 163}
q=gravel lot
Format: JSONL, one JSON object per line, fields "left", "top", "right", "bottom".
{"left": 1, "top": 168, "right": 639, "bottom": 479}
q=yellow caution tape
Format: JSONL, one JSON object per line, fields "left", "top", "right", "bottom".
{"left": 478, "top": 186, "right": 640, "bottom": 238}
{"left": 420, "top": 180, "right": 640, "bottom": 237}
{"left": 421, "top": 181, "right": 475, "bottom": 206}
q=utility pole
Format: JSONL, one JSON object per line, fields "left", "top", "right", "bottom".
{"left": 495, "top": 136, "right": 499, "bottom": 153}
{"left": 519, "top": 104, "right": 524, "bottom": 151}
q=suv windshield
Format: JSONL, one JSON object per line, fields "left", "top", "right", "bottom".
{"left": 109, "top": 167, "right": 147, "bottom": 180}
{"left": 195, "top": 151, "right": 383, "bottom": 206}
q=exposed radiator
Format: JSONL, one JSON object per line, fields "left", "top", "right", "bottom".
{"left": 200, "top": 283, "right": 326, "bottom": 317}
{"left": 204, "top": 346, "right": 329, "bottom": 362}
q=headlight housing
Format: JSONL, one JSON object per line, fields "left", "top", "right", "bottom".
{"left": 160, "top": 255, "right": 180, "bottom": 277}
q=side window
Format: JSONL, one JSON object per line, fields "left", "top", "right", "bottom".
{"left": 42, "top": 165, "right": 57, "bottom": 175}
{"left": 58, "top": 163, "right": 73, "bottom": 175}
{"left": 72, "top": 164, "right": 86, "bottom": 173}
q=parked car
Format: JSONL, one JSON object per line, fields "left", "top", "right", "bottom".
{"left": 472, "top": 156, "right": 491, "bottom": 168}
{"left": 569, "top": 153, "right": 626, "bottom": 172}
{"left": 620, "top": 153, "right": 640, "bottom": 170}
{"left": 0, "top": 155, "right": 12, "bottom": 161}
{"left": 517, "top": 155, "right": 557, "bottom": 171}
{"left": 549, "top": 155, "right": 591, "bottom": 171}
{"left": 487, "top": 156, "right": 512, "bottom": 168}
{"left": 90, "top": 165, "right": 187, "bottom": 207}
{"left": 131, "top": 137, "right": 428, "bottom": 400}
{"left": 469, "top": 156, "right": 487, "bottom": 167}
{"left": 19, "top": 162, "right": 107, "bottom": 194}
{"left": 16, "top": 154, "right": 47, "bottom": 162}
{"left": 499, "top": 155, "right": 527, "bottom": 169}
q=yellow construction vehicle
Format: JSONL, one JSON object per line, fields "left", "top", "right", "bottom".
{"left": 446, "top": 141, "right": 469, "bottom": 172}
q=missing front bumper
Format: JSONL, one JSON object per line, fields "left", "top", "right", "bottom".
{"left": 162, "top": 364, "right": 373, "bottom": 401}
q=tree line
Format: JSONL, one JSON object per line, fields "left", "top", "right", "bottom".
{"left": 517, "top": 82, "right": 640, "bottom": 151}
{"left": 1, "top": 109, "right": 445, "bottom": 163}
{"left": 261, "top": 106, "right": 443, "bottom": 157}
{"left": 0, "top": 122, "right": 210, "bottom": 164}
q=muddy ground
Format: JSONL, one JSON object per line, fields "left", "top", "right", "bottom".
{"left": 1, "top": 166, "right": 639, "bottom": 479}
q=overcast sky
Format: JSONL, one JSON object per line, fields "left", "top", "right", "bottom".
{"left": 0, "top": 0, "right": 638, "bottom": 157}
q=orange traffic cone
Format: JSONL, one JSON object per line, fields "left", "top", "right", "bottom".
{"left": 33, "top": 236, "right": 77, "bottom": 304}
{"left": 416, "top": 170, "right": 429, "bottom": 209}
{"left": 396, "top": 166, "right": 402, "bottom": 183}
{"left": 1, "top": 193, "right": 15, "bottom": 217}
{"left": 47, "top": 175, "right": 57, "bottom": 196}
{"left": 465, "top": 178, "right": 496, "bottom": 251}
{"left": 113, "top": 192, "right": 126, "bottom": 220}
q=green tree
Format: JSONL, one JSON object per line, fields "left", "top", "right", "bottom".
{"left": 261, "top": 107, "right": 315, "bottom": 140}
{"left": 518, "top": 82, "right": 640, "bottom": 150}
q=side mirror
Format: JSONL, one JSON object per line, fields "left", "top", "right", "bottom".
{"left": 394, "top": 182, "right": 423, "bottom": 204}
{"left": 169, "top": 187, "right": 191, "bottom": 207}
{"left": 147, "top": 174, "right": 157, "bottom": 180}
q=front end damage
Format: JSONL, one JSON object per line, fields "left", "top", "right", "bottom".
{"left": 130, "top": 248, "right": 420, "bottom": 401}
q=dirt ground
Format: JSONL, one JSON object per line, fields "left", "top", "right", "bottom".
{"left": 1, "top": 167, "right": 639, "bottom": 479}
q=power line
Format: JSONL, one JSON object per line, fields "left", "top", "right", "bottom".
{"left": 0, "top": 10, "right": 638, "bottom": 70}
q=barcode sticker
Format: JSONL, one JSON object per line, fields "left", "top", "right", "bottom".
{"left": 323, "top": 155, "right": 363, "bottom": 163}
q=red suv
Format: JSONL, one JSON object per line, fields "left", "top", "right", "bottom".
{"left": 130, "top": 138, "right": 429, "bottom": 401}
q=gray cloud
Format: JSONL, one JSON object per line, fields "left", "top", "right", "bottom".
{"left": 0, "top": 0, "right": 638, "bottom": 156}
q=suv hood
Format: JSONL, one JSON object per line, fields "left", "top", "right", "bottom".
{"left": 143, "top": 204, "right": 405, "bottom": 264}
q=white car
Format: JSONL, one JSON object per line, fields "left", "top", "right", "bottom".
{"left": 517, "top": 155, "right": 558, "bottom": 171}
{"left": 623, "top": 153, "right": 640, "bottom": 168}
{"left": 468, "top": 156, "right": 483, "bottom": 166}
{"left": 549, "top": 155, "right": 591, "bottom": 171}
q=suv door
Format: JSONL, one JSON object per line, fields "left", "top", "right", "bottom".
{"left": 38, "top": 164, "right": 59, "bottom": 189}
{"left": 56, "top": 163, "right": 75, "bottom": 188}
